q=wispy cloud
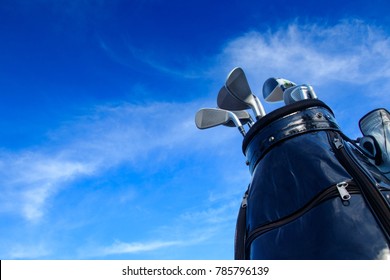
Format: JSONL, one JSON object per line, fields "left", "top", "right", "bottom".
{"left": 0, "top": 100, "right": 238, "bottom": 223}
{"left": 8, "top": 243, "right": 51, "bottom": 259}
{"left": 79, "top": 201, "right": 237, "bottom": 258}
{"left": 90, "top": 240, "right": 183, "bottom": 256}
{"left": 98, "top": 36, "right": 204, "bottom": 79}
{"left": 80, "top": 235, "right": 210, "bottom": 259}
{"left": 76, "top": 163, "right": 243, "bottom": 259}
{"left": 0, "top": 153, "right": 93, "bottom": 221}
{"left": 100, "top": 20, "right": 390, "bottom": 102}
{"left": 217, "top": 20, "right": 390, "bottom": 98}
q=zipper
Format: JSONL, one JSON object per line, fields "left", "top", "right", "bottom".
{"left": 336, "top": 181, "right": 351, "bottom": 201}
{"left": 245, "top": 181, "right": 359, "bottom": 255}
{"left": 330, "top": 131, "right": 390, "bottom": 242}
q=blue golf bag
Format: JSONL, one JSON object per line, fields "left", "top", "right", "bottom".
{"left": 235, "top": 99, "right": 390, "bottom": 259}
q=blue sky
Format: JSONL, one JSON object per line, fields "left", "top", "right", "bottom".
{"left": 0, "top": 0, "right": 390, "bottom": 259}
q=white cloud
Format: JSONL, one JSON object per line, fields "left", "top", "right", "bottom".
{"left": 78, "top": 217, "right": 222, "bottom": 258}
{"left": 95, "top": 240, "right": 183, "bottom": 256}
{"left": 180, "top": 202, "right": 237, "bottom": 224}
{"left": 0, "top": 152, "right": 93, "bottom": 221}
{"left": 99, "top": 37, "right": 203, "bottom": 79}
{"left": 8, "top": 243, "right": 51, "bottom": 259}
{"left": 218, "top": 20, "right": 390, "bottom": 93}
{"left": 77, "top": 182, "right": 240, "bottom": 259}
{"left": 212, "top": 20, "right": 390, "bottom": 137}
{"left": 79, "top": 220, "right": 225, "bottom": 258}
{"left": 0, "top": 100, "right": 238, "bottom": 222}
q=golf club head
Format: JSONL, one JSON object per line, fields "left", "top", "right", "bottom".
{"left": 225, "top": 67, "right": 265, "bottom": 119}
{"left": 263, "top": 77, "right": 296, "bottom": 102}
{"left": 224, "top": 110, "right": 254, "bottom": 128}
{"left": 217, "top": 86, "right": 249, "bottom": 111}
{"left": 195, "top": 108, "right": 246, "bottom": 136}
{"left": 226, "top": 67, "right": 252, "bottom": 99}
{"left": 283, "top": 84, "right": 317, "bottom": 105}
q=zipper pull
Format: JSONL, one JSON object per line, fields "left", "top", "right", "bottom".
{"left": 336, "top": 182, "right": 351, "bottom": 201}
{"left": 333, "top": 137, "right": 344, "bottom": 149}
{"left": 241, "top": 192, "right": 248, "bottom": 208}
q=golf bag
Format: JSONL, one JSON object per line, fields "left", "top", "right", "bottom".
{"left": 235, "top": 99, "right": 390, "bottom": 259}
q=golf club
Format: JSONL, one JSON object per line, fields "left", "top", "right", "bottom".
{"left": 216, "top": 87, "right": 254, "bottom": 127}
{"left": 263, "top": 77, "right": 296, "bottom": 102}
{"left": 217, "top": 86, "right": 249, "bottom": 111}
{"left": 283, "top": 84, "right": 317, "bottom": 105}
{"left": 195, "top": 108, "right": 246, "bottom": 136}
{"left": 224, "top": 110, "right": 255, "bottom": 128}
{"left": 225, "top": 67, "right": 266, "bottom": 120}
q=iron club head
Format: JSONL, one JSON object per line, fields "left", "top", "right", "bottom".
{"left": 217, "top": 86, "right": 249, "bottom": 111}
{"left": 195, "top": 107, "right": 246, "bottom": 136}
{"left": 283, "top": 84, "right": 317, "bottom": 105}
{"left": 225, "top": 67, "right": 265, "bottom": 120}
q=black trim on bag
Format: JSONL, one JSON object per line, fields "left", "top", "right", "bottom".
{"left": 243, "top": 102, "right": 340, "bottom": 174}
{"left": 242, "top": 99, "right": 334, "bottom": 153}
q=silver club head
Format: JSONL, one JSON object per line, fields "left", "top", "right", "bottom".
{"left": 195, "top": 108, "right": 246, "bottom": 136}
{"left": 224, "top": 110, "right": 254, "bottom": 128}
{"left": 217, "top": 86, "right": 249, "bottom": 111}
{"left": 263, "top": 77, "right": 296, "bottom": 102}
{"left": 225, "top": 67, "right": 266, "bottom": 120}
{"left": 283, "top": 84, "right": 317, "bottom": 105}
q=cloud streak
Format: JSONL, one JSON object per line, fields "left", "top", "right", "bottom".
{"left": 0, "top": 100, "right": 237, "bottom": 223}
{"left": 79, "top": 200, "right": 238, "bottom": 258}
{"left": 8, "top": 243, "right": 51, "bottom": 259}
{"left": 100, "top": 20, "right": 390, "bottom": 102}
{"left": 92, "top": 240, "right": 183, "bottom": 256}
{"left": 0, "top": 152, "right": 93, "bottom": 220}
{"left": 99, "top": 20, "right": 390, "bottom": 103}
{"left": 99, "top": 36, "right": 204, "bottom": 79}
{"left": 217, "top": 20, "right": 390, "bottom": 96}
